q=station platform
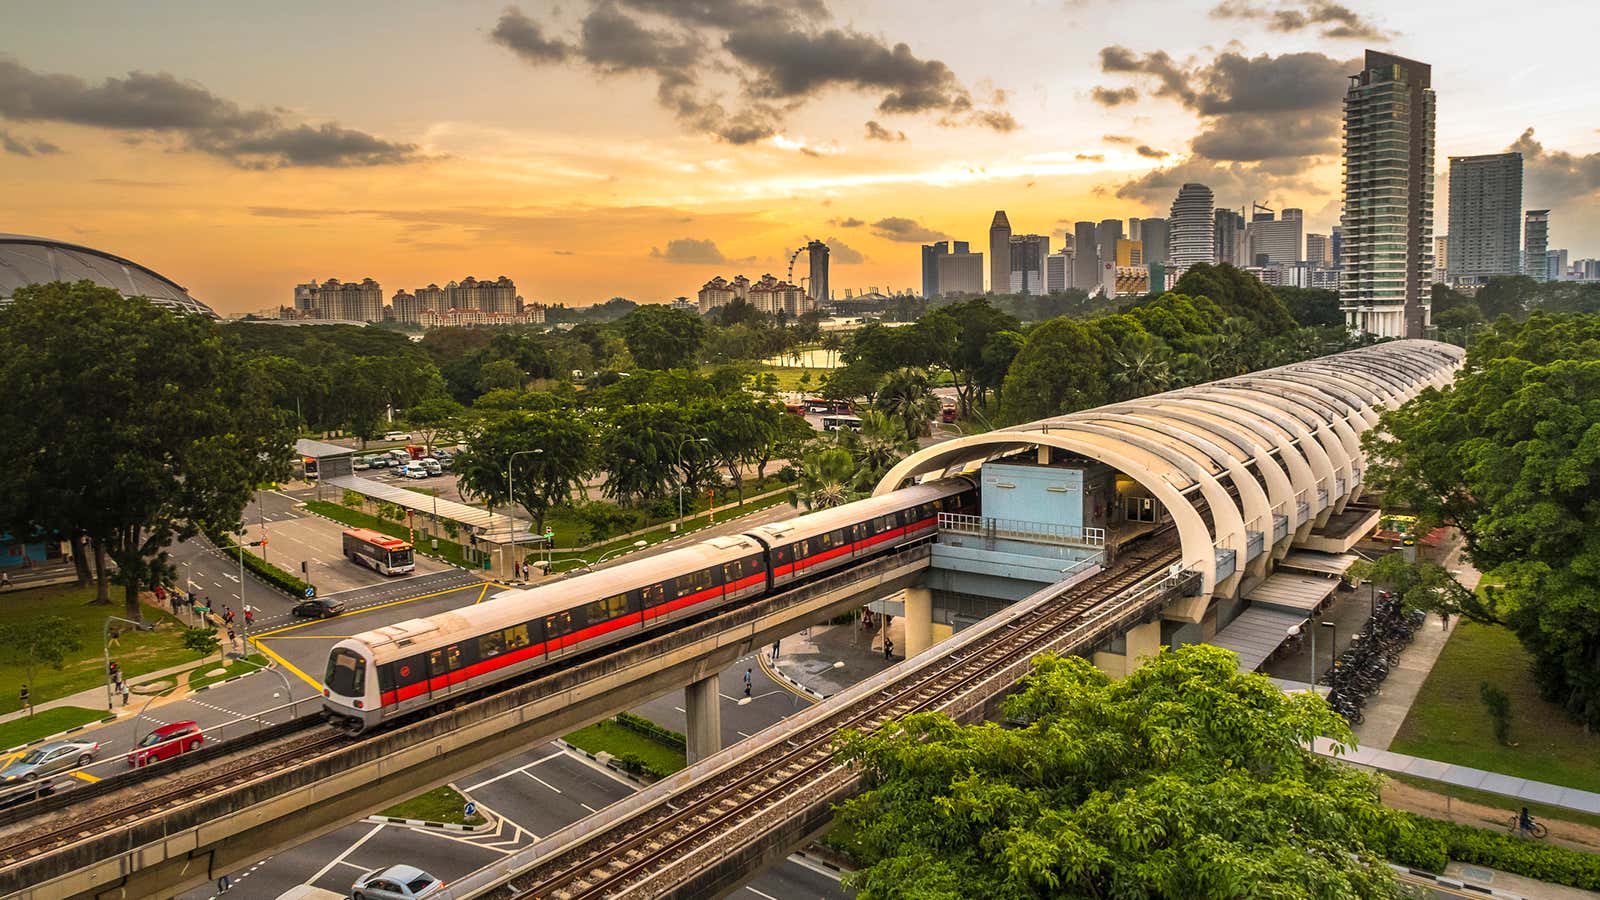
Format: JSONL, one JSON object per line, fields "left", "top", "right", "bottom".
{"left": 767, "top": 618, "right": 899, "bottom": 699}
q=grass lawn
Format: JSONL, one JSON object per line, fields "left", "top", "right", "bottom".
{"left": 0, "top": 706, "right": 110, "bottom": 750}
{"left": 1390, "top": 620, "right": 1600, "bottom": 795}
{"left": 546, "top": 490, "right": 792, "bottom": 573}
{"left": 753, "top": 365, "right": 834, "bottom": 393}
{"left": 564, "top": 719, "right": 687, "bottom": 776}
{"left": 187, "top": 654, "right": 271, "bottom": 692}
{"left": 0, "top": 583, "right": 200, "bottom": 715}
{"left": 379, "top": 784, "right": 486, "bottom": 827}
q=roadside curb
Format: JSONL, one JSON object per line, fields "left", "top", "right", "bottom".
{"left": 1387, "top": 863, "right": 1524, "bottom": 899}
{"left": 189, "top": 665, "right": 267, "bottom": 694}
{"left": 365, "top": 783, "right": 496, "bottom": 832}
{"left": 3, "top": 714, "right": 119, "bottom": 754}
{"left": 554, "top": 739, "right": 659, "bottom": 788}
{"left": 757, "top": 652, "right": 826, "bottom": 703}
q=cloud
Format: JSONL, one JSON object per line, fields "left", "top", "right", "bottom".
{"left": 650, "top": 237, "right": 728, "bottom": 264}
{"left": 1112, "top": 157, "right": 1319, "bottom": 206}
{"left": 489, "top": 7, "right": 573, "bottom": 63}
{"left": 0, "top": 128, "right": 60, "bottom": 156}
{"left": 1075, "top": 152, "right": 1105, "bottom": 162}
{"left": 863, "top": 120, "right": 906, "bottom": 142}
{"left": 824, "top": 237, "right": 865, "bottom": 264}
{"left": 1104, "top": 134, "right": 1136, "bottom": 144}
{"left": 1210, "top": 0, "right": 1393, "bottom": 41}
{"left": 1135, "top": 144, "right": 1169, "bottom": 158}
{"left": 1510, "top": 128, "right": 1600, "bottom": 200}
{"left": 552, "top": 249, "right": 577, "bottom": 256}
{"left": 1091, "top": 86, "right": 1138, "bottom": 107}
{"left": 0, "top": 57, "right": 419, "bottom": 168}
{"left": 870, "top": 216, "right": 948, "bottom": 243}
{"left": 830, "top": 216, "right": 865, "bottom": 227}
{"left": 489, "top": 3, "right": 1011, "bottom": 144}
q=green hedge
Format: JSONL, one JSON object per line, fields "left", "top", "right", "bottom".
{"left": 616, "top": 712, "right": 687, "bottom": 751}
{"left": 206, "top": 529, "right": 316, "bottom": 598}
{"left": 1382, "top": 812, "right": 1600, "bottom": 890}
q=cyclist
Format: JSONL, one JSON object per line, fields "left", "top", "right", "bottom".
{"left": 1518, "top": 806, "right": 1535, "bottom": 837}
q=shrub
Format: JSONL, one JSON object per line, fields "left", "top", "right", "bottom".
{"left": 341, "top": 489, "right": 364, "bottom": 509}
{"left": 616, "top": 712, "right": 687, "bottom": 750}
{"left": 1382, "top": 813, "right": 1600, "bottom": 891}
{"left": 205, "top": 528, "right": 315, "bottom": 599}
{"left": 1479, "top": 681, "right": 1512, "bottom": 745}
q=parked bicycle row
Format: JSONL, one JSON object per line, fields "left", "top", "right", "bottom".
{"left": 1321, "top": 592, "right": 1427, "bottom": 725}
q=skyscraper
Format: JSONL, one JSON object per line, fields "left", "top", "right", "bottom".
{"left": 1170, "top": 183, "right": 1215, "bottom": 273}
{"left": 1341, "top": 50, "right": 1436, "bottom": 338}
{"left": 1115, "top": 239, "right": 1143, "bottom": 266}
{"left": 1046, "top": 250, "right": 1073, "bottom": 292}
{"left": 1213, "top": 209, "right": 1245, "bottom": 266}
{"left": 921, "top": 241, "right": 949, "bottom": 298}
{"left": 1139, "top": 218, "right": 1169, "bottom": 266}
{"left": 988, "top": 211, "right": 1011, "bottom": 293}
{"left": 937, "top": 249, "right": 984, "bottom": 295}
{"left": 1096, "top": 219, "right": 1124, "bottom": 268}
{"left": 1306, "top": 234, "right": 1333, "bottom": 267}
{"left": 1447, "top": 152, "right": 1523, "bottom": 284}
{"left": 1524, "top": 209, "right": 1550, "bottom": 280}
{"left": 1331, "top": 226, "right": 1342, "bottom": 270}
{"left": 1073, "top": 221, "right": 1099, "bottom": 289}
{"left": 806, "top": 239, "right": 830, "bottom": 304}
{"left": 1008, "top": 234, "right": 1049, "bottom": 294}
{"left": 1245, "top": 211, "right": 1303, "bottom": 265}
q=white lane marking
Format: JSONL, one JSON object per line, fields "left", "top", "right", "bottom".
{"left": 746, "top": 888, "right": 779, "bottom": 899}
{"left": 306, "top": 822, "right": 384, "bottom": 884}
{"left": 559, "top": 747, "right": 640, "bottom": 789}
{"left": 463, "top": 751, "right": 563, "bottom": 791}
{"left": 787, "top": 854, "right": 844, "bottom": 881}
{"left": 580, "top": 802, "right": 597, "bottom": 813}
{"left": 673, "top": 706, "right": 685, "bottom": 713}
{"left": 223, "top": 573, "right": 240, "bottom": 583}
{"left": 737, "top": 731, "right": 752, "bottom": 738}
{"left": 528, "top": 774, "right": 562, "bottom": 794}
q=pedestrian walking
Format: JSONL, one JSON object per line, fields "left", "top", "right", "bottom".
{"left": 743, "top": 668, "right": 752, "bottom": 698}
{"left": 1440, "top": 609, "right": 1451, "bottom": 630}
{"left": 244, "top": 608, "right": 254, "bottom": 627}
{"left": 120, "top": 681, "right": 131, "bottom": 706}
{"left": 223, "top": 605, "right": 234, "bottom": 625}
{"left": 884, "top": 637, "right": 894, "bottom": 660}
{"left": 770, "top": 640, "right": 780, "bottom": 661}
{"left": 0, "top": 571, "right": 10, "bottom": 590}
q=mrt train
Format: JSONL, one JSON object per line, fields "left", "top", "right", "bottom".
{"left": 321, "top": 477, "right": 975, "bottom": 731}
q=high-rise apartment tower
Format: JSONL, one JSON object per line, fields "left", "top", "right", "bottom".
{"left": 1524, "top": 209, "right": 1550, "bottom": 281}
{"left": 1447, "top": 152, "right": 1523, "bottom": 284}
{"left": 1170, "top": 183, "right": 1215, "bottom": 273}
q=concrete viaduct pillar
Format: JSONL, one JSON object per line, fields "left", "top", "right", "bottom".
{"left": 684, "top": 673, "right": 721, "bottom": 764}
{"left": 902, "top": 588, "right": 933, "bottom": 659}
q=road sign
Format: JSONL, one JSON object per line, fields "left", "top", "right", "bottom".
{"left": 304, "top": 587, "right": 316, "bottom": 598}
{"left": 464, "top": 801, "right": 477, "bottom": 818}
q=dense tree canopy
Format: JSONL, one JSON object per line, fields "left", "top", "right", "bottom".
{"left": 835, "top": 646, "right": 1417, "bottom": 899}
{"left": 619, "top": 304, "right": 707, "bottom": 370}
{"left": 1000, "top": 318, "right": 1107, "bottom": 423}
{"left": 0, "top": 283, "right": 292, "bottom": 619}
{"left": 1172, "top": 263, "right": 1296, "bottom": 336}
{"left": 1365, "top": 313, "right": 1600, "bottom": 729}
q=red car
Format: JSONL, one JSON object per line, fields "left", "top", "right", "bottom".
{"left": 128, "top": 721, "right": 204, "bottom": 766}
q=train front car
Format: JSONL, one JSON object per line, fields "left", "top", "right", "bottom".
{"left": 747, "top": 476, "right": 975, "bottom": 588}
{"left": 322, "top": 639, "right": 382, "bottom": 732}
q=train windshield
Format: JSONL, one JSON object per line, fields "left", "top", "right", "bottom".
{"left": 326, "top": 648, "right": 365, "bottom": 696}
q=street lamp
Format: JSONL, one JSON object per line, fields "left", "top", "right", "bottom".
{"left": 507, "top": 448, "right": 544, "bottom": 581}
{"left": 677, "top": 437, "right": 710, "bottom": 522}
{"left": 579, "top": 540, "right": 648, "bottom": 573}
{"left": 231, "top": 652, "right": 296, "bottom": 718}
{"left": 103, "top": 616, "right": 154, "bottom": 711}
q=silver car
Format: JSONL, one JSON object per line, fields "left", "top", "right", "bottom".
{"left": 0, "top": 739, "right": 99, "bottom": 783}
{"left": 352, "top": 864, "right": 443, "bottom": 900}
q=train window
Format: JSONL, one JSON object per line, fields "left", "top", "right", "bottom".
{"left": 505, "top": 624, "right": 530, "bottom": 650}
{"left": 795, "top": 539, "right": 810, "bottom": 559}
{"left": 642, "top": 583, "right": 666, "bottom": 607}
{"left": 723, "top": 560, "right": 743, "bottom": 582}
{"left": 480, "top": 630, "right": 507, "bottom": 659}
{"left": 677, "top": 568, "right": 713, "bottom": 598}
{"left": 428, "top": 649, "right": 443, "bottom": 676}
{"left": 587, "top": 594, "right": 628, "bottom": 621}
{"left": 545, "top": 611, "right": 572, "bottom": 637}
{"left": 446, "top": 645, "right": 463, "bottom": 670}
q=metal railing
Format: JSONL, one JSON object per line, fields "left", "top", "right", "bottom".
{"left": 938, "top": 513, "right": 1107, "bottom": 548}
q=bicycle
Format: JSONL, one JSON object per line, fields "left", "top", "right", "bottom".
{"left": 1506, "top": 813, "right": 1549, "bottom": 839}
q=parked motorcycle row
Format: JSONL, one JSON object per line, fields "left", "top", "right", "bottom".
{"left": 1320, "top": 592, "right": 1427, "bottom": 725}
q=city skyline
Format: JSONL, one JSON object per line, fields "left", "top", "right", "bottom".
{"left": 3, "top": 1, "right": 1598, "bottom": 313}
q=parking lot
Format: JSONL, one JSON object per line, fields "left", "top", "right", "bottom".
{"left": 240, "top": 489, "right": 455, "bottom": 596}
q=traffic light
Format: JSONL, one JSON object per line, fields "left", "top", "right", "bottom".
{"left": 108, "top": 660, "right": 119, "bottom": 679}
{"left": 301, "top": 560, "right": 309, "bottom": 575}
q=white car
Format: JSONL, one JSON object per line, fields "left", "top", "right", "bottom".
{"left": 352, "top": 865, "right": 443, "bottom": 900}
{"left": 404, "top": 466, "right": 428, "bottom": 480}
{"left": 383, "top": 431, "right": 411, "bottom": 442}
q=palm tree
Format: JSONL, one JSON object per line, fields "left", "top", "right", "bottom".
{"left": 846, "top": 411, "right": 915, "bottom": 490}
{"left": 796, "top": 447, "right": 859, "bottom": 510}
{"left": 875, "top": 367, "right": 941, "bottom": 439}
{"left": 1109, "top": 333, "right": 1173, "bottom": 401}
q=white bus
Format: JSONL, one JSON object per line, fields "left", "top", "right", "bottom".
{"left": 342, "top": 528, "right": 415, "bottom": 576}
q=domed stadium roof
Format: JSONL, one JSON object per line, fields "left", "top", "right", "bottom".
{"left": 0, "top": 234, "right": 219, "bottom": 319}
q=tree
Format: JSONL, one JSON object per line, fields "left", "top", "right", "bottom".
{"left": 795, "top": 447, "right": 859, "bottom": 510}
{"left": 0, "top": 283, "right": 292, "bottom": 622}
{"left": 1363, "top": 312, "right": 1600, "bottom": 729}
{"left": 841, "top": 411, "right": 914, "bottom": 489}
{"left": 0, "top": 617, "right": 81, "bottom": 712}
{"left": 406, "top": 396, "right": 465, "bottom": 453}
{"left": 1172, "top": 262, "right": 1296, "bottom": 336}
{"left": 182, "top": 625, "right": 223, "bottom": 667}
{"left": 926, "top": 299, "right": 1020, "bottom": 414}
{"left": 619, "top": 305, "right": 706, "bottom": 370}
{"left": 875, "top": 367, "right": 940, "bottom": 439}
{"left": 476, "top": 358, "right": 525, "bottom": 394}
{"left": 1108, "top": 332, "right": 1174, "bottom": 401}
{"left": 596, "top": 404, "right": 688, "bottom": 506}
{"left": 821, "top": 362, "right": 884, "bottom": 406}
{"left": 999, "top": 318, "right": 1107, "bottom": 424}
{"left": 834, "top": 646, "right": 1416, "bottom": 899}
{"left": 454, "top": 411, "right": 595, "bottom": 532}
{"left": 696, "top": 396, "right": 779, "bottom": 502}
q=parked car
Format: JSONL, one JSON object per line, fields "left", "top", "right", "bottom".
{"left": 383, "top": 431, "right": 412, "bottom": 442}
{"left": 421, "top": 458, "right": 442, "bottom": 476}
{"left": 404, "top": 466, "right": 428, "bottom": 480}
{"left": 293, "top": 597, "right": 346, "bottom": 619}
{"left": 352, "top": 865, "right": 444, "bottom": 900}
{"left": 352, "top": 458, "right": 371, "bottom": 471}
{"left": 0, "top": 739, "right": 99, "bottom": 783}
{"left": 128, "top": 721, "right": 203, "bottom": 766}
{"left": 438, "top": 455, "right": 454, "bottom": 470}
{"left": 368, "top": 456, "right": 390, "bottom": 468}
{"left": 430, "top": 449, "right": 449, "bottom": 460}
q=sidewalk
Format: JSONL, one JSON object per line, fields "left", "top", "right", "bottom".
{"left": 0, "top": 653, "right": 231, "bottom": 730}
{"left": 766, "top": 618, "right": 898, "bottom": 699}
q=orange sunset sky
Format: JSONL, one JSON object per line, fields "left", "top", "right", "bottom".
{"left": 3, "top": 0, "right": 1598, "bottom": 314}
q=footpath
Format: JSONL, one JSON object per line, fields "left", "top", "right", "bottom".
{"left": 762, "top": 616, "right": 900, "bottom": 701}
